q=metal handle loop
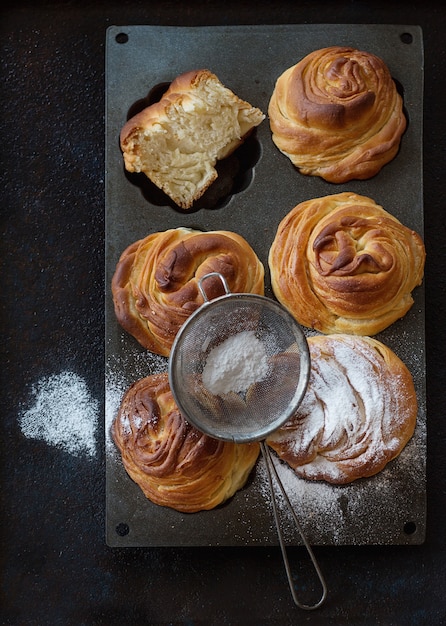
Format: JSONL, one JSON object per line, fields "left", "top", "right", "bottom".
{"left": 198, "top": 272, "right": 231, "bottom": 302}
{"left": 261, "top": 441, "right": 328, "bottom": 610}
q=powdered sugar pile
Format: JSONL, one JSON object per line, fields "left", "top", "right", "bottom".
{"left": 19, "top": 371, "right": 99, "bottom": 457}
{"left": 202, "top": 330, "right": 269, "bottom": 395}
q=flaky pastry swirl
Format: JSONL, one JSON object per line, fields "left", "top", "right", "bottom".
{"left": 112, "top": 227, "right": 264, "bottom": 355}
{"left": 112, "top": 373, "right": 260, "bottom": 513}
{"left": 266, "top": 334, "right": 417, "bottom": 484}
{"left": 268, "top": 46, "right": 406, "bottom": 182}
{"left": 268, "top": 192, "right": 425, "bottom": 336}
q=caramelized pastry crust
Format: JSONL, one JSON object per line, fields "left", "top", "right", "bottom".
{"left": 266, "top": 334, "right": 417, "bottom": 484}
{"left": 112, "top": 373, "right": 260, "bottom": 512}
{"left": 268, "top": 46, "right": 406, "bottom": 182}
{"left": 268, "top": 192, "right": 425, "bottom": 336}
{"left": 112, "top": 227, "right": 264, "bottom": 355}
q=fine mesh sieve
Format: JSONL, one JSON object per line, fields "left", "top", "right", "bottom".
{"left": 168, "top": 273, "right": 327, "bottom": 610}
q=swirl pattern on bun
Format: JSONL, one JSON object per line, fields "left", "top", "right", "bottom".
{"left": 268, "top": 46, "right": 406, "bottom": 182}
{"left": 268, "top": 192, "right": 425, "bottom": 336}
{"left": 112, "top": 373, "right": 260, "bottom": 512}
{"left": 112, "top": 227, "right": 264, "bottom": 355}
{"left": 266, "top": 334, "right": 417, "bottom": 484}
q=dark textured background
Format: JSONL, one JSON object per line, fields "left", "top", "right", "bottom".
{"left": 1, "top": 2, "right": 445, "bottom": 624}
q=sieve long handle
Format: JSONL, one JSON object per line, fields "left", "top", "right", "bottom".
{"left": 260, "top": 441, "right": 327, "bottom": 610}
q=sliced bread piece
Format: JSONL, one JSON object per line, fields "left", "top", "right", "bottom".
{"left": 120, "top": 69, "right": 265, "bottom": 209}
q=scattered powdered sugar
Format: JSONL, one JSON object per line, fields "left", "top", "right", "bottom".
{"left": 202, "top": 330, "right": 269, "bottom": 395}
{"left": 254, "top": 454, "right": 347, "bottom": 543}
{"left": 19, "top": 371, "right": 99, "bottom": 457}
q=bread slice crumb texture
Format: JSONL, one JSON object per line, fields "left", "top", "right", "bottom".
{"left": 120, "top": 69, "right": 265, "bottom": 209}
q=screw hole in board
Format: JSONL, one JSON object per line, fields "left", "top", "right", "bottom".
{"left": 115, "top": 32, "right": 129, "bottom": 44}
{"left": 400, "top": 32, "right": 413, "bottom": 44}
{"left": 403, "top": 521, "right": 417, "bottom": 535}
{"left": 116, "top": 522, "right": 130, "bottom": 537}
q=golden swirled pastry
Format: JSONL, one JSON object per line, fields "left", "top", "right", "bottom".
{"left": 268, "top": 192, "right": 425, "bottom": 336}
{"left": 112, "top": 373, "right": 260, "bottom": 512}
{"left": 268, "top": 46, "right": 406, "bottom": 182}
{"left": 112, "top": 227, "right": 264, "bottom": 355}
{"left": 266, "top": 334, "right": 417, "bottom": 484}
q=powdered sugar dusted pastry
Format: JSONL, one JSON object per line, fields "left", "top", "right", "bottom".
{"left": 112, "top": 227, "right": 264, "bottom": 356}
{"left": 112, "top": 373, "right": 260, "bottom": 513}
{"left": 266, "top": 334, "right": 417, "bottom": 484}
{"left": 268, "top": 46, "right": 406, "bottom": 182}
{"left": 268, "top": 192, "right": 425, "bottom": 336}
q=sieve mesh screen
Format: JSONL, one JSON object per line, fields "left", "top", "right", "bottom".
{"left": 169, "top": 293, "right": 310, "bottom": 443}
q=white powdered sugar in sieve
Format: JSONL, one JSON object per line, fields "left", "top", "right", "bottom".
{"left": 202, "top": 330, "right": 270, "bottom": 395}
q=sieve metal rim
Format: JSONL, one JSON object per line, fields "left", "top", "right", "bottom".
{"left": 168, "top": 289, "right": 310, "bottom": 444}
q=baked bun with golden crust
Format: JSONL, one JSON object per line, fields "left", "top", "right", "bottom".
{"left": 266, "top": 334, "right": 417, "bottom": 484}
{"left": 112, "top": 373, "right": 260, "bottom": 512}
{"left": 268, "top": 192, "right": 425, "bottom": 336}
{"left": 120, "top": 69, "right": 265, "bottom": 209}
{"left": 112, "top": 227, "right": 265, "bottom": 356}
{"left": 268, "top": 46, "right": 406, "bottom": 182}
